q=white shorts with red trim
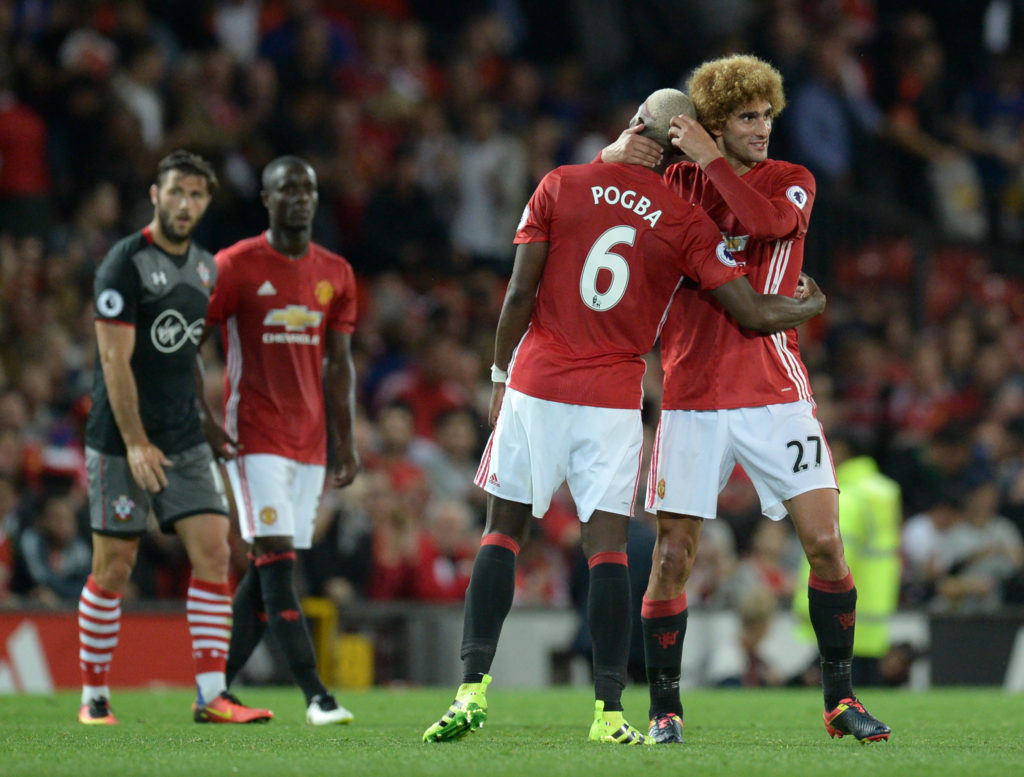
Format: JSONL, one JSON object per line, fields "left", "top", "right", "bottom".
{"left": 224, "top": 453, "right": 326, "bottom": 548}
{"left": 645, "top": 400, "right": 837, "bottom": 520}
{"left": 475, "top": 388, "right": 643, "bottom": 522}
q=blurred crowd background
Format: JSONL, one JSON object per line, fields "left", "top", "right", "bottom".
{"left": 2, "top": 0, "right": 1024, "bottom": 688}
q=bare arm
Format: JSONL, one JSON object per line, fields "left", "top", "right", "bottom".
{"left": 710, "top": 272, "right": 825, "bottom": 333}
{"left": 95, "top": 320, "right": 171, "bottom": 492}
{"left": 325, "top": 329, "right": 360, "bottom": 487}
{"left": 195, "top": 326, "right": 239, "bottom": 460}
{"left": 488, "top": 241, "right": 549, "bottom": 426}
{"left": 599, "top": 124, "right": 664, "bottom": 168}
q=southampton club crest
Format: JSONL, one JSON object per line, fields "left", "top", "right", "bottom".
{"left": 196, "top": 260, "right": 212, "bottom": 288}
{"left": 111, "top": 495, "right": 135, "bottom": 522}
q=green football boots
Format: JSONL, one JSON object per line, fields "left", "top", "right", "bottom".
{"left": 423, "top": 674, "right": 492, "bottom": 742}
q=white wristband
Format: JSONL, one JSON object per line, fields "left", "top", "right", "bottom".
{"left": 490, "top": 364, "right": 508, "bottom": 383}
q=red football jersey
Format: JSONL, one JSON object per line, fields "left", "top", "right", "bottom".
{"left": 206, "top": 233, "right": 357, "bottom": 463}
{"left": 509, "top": 163, "right": 745, "bottom": 409}
{"left": 659, "top": 158, "right": 816, "bottom": 410}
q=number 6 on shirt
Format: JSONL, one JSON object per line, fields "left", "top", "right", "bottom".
{"left": 579, "top": 225, "right": 635, "bottom": 311}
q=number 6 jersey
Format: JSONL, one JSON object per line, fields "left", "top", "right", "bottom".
{"left": 510, "top": 162, "right": 745, "bottom": 410}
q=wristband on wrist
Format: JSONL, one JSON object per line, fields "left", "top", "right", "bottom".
{"left": 490, "top": 364, "right": 508, "bottom": 383}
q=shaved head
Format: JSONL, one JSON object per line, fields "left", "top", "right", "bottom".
{"left": 262, "top": 156, "right": 316, "bottom": 191}
{"left": 630, "top": 88, "right": 697, "bottom": 153}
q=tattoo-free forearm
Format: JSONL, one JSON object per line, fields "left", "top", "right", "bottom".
{"left": 102, "top": 354, "right": 149, "bottom": 446}
{"left": 493, "top": 286, "right": 534, "bottom": 370}
{"left": 325, "top": 352, "right": 357, "bottom": 453}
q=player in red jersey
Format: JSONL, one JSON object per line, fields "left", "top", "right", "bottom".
{"left": 423, "top": 89, "right": 826, "bottom": 745}
{"left": 203, "top": 156, "right": 359, "bottom": 725}
{"left": 602, "top": 54, "right": 891, "bottom": 744}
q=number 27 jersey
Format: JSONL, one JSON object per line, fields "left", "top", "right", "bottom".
{"left": 509, "top": 163, "right": 745, "bottom": 410}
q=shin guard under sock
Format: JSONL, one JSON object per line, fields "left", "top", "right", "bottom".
{"left": 256, "top": 551, "right": 327, "bottom": 704}
{"left": 642, "top": 592, "right": 687, "bottom": 718}
{"left": 588, "top": 552, "right": 630, "bottom": 712}
{"left": 808, "top": 572, "right": 857, "bottom": 708}
{"left": 460, "top": 534, "right": 520, "bottom": 682}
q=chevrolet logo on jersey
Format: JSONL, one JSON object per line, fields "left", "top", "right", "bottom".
{"left": 263, "top": 305, "right": 323, "bottom": 331}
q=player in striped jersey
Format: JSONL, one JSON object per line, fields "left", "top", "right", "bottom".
{"left": 602, "top": 54, "right": 890, "bottom": 744}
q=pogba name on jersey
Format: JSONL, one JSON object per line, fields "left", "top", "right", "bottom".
{"left": 590, "top": 185, "right": 663, "bottom": 227}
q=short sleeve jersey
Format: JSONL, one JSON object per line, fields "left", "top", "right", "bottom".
{"left": 659, "top": 159, "right": 816, "bottom": 410}
{"left": 509, "top": 163, "right": 745, "bottom": 409}
{"left": 205, "top": 234, "right": 357, "bottom": 464}
{"left": 86, "top": 228, "right": 216, "bottom": 455}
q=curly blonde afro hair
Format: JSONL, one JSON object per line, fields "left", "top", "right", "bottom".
{"left": 685, "top": 54, "right": 786, "bottom": 133}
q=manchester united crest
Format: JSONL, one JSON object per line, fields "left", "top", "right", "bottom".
{"left": 657, "top": 478, "right": 666, "bottom": 500}
{"left": 314, "top": 280, "right": 334, "bottom": 305}
{"left": 259, "top": 507, "right": 278, "bottom": 525}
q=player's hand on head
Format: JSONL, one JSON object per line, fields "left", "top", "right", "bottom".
{"left": 669, "top": 114, "right": 720, "bottom": 167}
{"left": 601, "top": 124, "right": 663, "bottom": 168}
{"left": 126, "top": 442, "right": 172, "bottom": 493}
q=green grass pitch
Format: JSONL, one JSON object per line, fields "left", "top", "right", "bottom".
{"left": 1, "top": 687, "right": 1021, "bottom": 777}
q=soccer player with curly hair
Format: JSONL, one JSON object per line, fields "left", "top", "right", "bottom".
{"left": 602, "top": 54, "right": 891, "bottom": 744}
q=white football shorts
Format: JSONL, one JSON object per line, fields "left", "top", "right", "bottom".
{"left": 475, "top": 388, "right": 643, "bottom": 522}
{"left": 225, "top": 453, "right": 326, "bottom": 548}
{"left": 645, "top": 400, "right": 837, "bottom": 520}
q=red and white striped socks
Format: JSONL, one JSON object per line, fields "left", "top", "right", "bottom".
{"left": 78, "top": 575, "right": 121, "bottom": 705}
{"left": 187, "top": 577, "right": 232, "bottom": 703}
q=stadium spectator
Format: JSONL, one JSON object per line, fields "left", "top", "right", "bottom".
{"left": 0, "top": 473, "right": 20, "bottom": 608}
{"left": 932, "top": 474, "right": 1024, "bottom": 612}
{"left": 886, "top": 419, "right": 982, "bottom": 518}
{"left": 450, "top": 100, "right": 528, "bottom": 269}
{"left": 417, "top": 498, "right": 478, "bottom": 601}
{"left": 0, "top": 57, "right": 52, "bottom": 239}
{"left": 17, "top": 493, "right": 91, "bottom": 605}
{"left": 901, "top": 488, "right": 964, "bottom": 607}
{"left": 362, "top": 142, "right": 449, "bottom": 275}
{"left": 408, "top": 406, "right": 487, "bottom": 513}
{"left": 301, "top": 472, "right": 375, "bottom": 604}
{"left": 111, "top": 36, "right": 167, "bottom": 151}
{"left": 374, "top": 337, "right": 473, "bottom": 440}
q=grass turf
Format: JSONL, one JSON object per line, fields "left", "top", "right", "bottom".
{"left": 1, "top": 687, "right": 1021, "bottom": 777}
